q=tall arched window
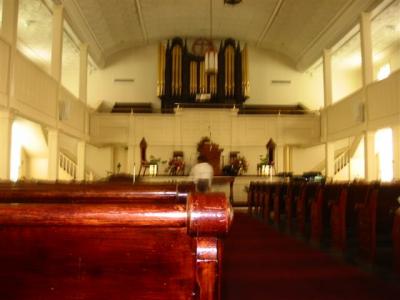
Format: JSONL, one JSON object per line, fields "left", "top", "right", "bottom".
{"left": 375, "top": 128, "right": 393, "bottom": 182}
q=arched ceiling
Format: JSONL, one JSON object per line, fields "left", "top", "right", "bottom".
{"left": 60, "top": 0, "right": 384, "bottom": 70}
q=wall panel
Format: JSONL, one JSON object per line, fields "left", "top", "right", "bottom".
{"left": 59, "top": 87, "right": 85, "bottom": 135}
{"left": 0, "top": 37, "right": 10, "bottom": 106}
{"left": 367, "top": 70, "right": 400, "bottom": 130}
{"left": 12, "top": 52, "right": 57, "bottom": 123}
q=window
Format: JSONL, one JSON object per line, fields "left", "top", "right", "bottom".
{"left": 331, "top": 27, "right": 363, "bottom": 103}
{"left": 17, "top": 0, "right": 53, "bottom": 73}
{"left": 62, "top": 21, "right": 80, "bottom": 98}
{"left": 377, "top": 63, "right": 391, "bottom": 81}
{"left": 375, "top": 128, "right": 393, "bottom": 182}
{"left": 0, "top": 0, "right": 3, "bottom": 29}
{"left": 372, "top": 0, "right": 400, "bottom": 77}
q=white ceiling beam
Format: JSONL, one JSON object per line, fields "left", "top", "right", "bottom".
{"left": 256, "top": 0, "right": 284, "bottom": 47}
{"left": 61, "top": 0, "right": 106, "bottom": 68}
{"left": 296, "top": 0, "right": 384, "bottom": 71}
{"left": 134, "top": 0, "right": 148, "bottom": 44}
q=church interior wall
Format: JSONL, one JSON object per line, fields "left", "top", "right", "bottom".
{"left": 332, "top": 66, "right": 363, "bottom": 104}
{"left": 88, "top": 45, "right": 159, "bottom": 111}
{"left": 85, "top": 144, "right": 114, "bottom": 179}
{"left": 90, "top": 110, "right": 320, "bottom": 176}
{"left": 291, "top": 144, "right": 325, "bottom": 175}
{"left": 87, "top": 44, "right": 325, "bottom": 111}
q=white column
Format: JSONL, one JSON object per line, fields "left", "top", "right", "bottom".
{"left": 323, "top": 49, "right": 333, "bottom": 107}
{"left": 47, "top": 129, "right": 59, "bottom": 180}
{"left": 283, "top": 145, "right": 291, "bottom": 173}
{"left": 79, "top": 44, "right": 88, "bottom": 102}
{"left": 76, "top": 141, "right": 86, "bottom": 181}
{"left": 174, "top": 107, "right": 183, "bottom": 149}
{"left": 360, "top": 12, "right": 373, "bottom": 86}
{"left": 0, "top": 109, "right": 13, "bottom": 179}
{"left": 127, "top": 113, "right": 135, "bottom": 173}
{"left": 3, "top": 0, "right": 19, "bottom": 109}
{"left": 325, "top": 142, "right": 335, "bottom": 179}
{"left": 79, "top": 44, "right": 89, "bottom": 136}
{"left": 392, "top": 126, "right": 400, "bottom": 180}
{"left": 51, "top": 4, "right": 64, "bottom": 82}
{"left": 364, "top": 131, "right": 377, "bottom": 181}
{"left": 127, "top": 145, "right": 135, "bottom": 175}
{"left": 2, "top": 0, "right": 19, "bottom": 46}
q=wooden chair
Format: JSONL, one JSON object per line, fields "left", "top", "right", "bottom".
{"left": 138, "top": 137, "right": 151, "bottom": 176}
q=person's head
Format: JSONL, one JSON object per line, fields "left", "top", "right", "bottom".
{"left": 197, "top": 155, "right": 208, "bottom": 163}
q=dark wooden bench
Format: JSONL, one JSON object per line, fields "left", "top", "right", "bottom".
{"left": 284, "top": 182, "right": 303, "bottom": 232}
{"left": 0, "top": 184, "right": 231, "bottom": 299}
{"left": 296, "top": 183, "right": 320, "bottom": 238}
{"left": 393, "top": 207, "right": 400, "bottom": 275}
{"left": 310, "top": 183, "right": 346, "bottom": 246}
{"left": 330, "top": 182, "right": 370, "bottom": 253}
{"left": 0, "top": 181, "right": 195, "bottom": 203}
{"left": 355, "top": 183, "right": 400, "bottom": 269}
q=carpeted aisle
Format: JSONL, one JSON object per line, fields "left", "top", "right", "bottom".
{"left": 222, "top": 212, "right": 400, "bottom": 300}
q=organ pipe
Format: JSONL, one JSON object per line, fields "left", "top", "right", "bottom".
{"left": 172, "top": 46, "right": 182, "bottom": 96}
{"left": 157, "top": 43, "right": 166, "bottom": 96}
{"left": 242, "top": 45, "right": 249, "bottom": 97}
{"left": 159, "top": 38, "right": 249, "bottom": 110}
{"left": 200, "top": 61, "right": 206, "bottom": 93}
{"left": 225, "top": 45, "right": 234, "bottom": 96}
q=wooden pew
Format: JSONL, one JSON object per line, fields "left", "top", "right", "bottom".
{"left": 284, "top": 182, "right": 302, "bottom": 232}
{"left": 0, "top": 189, "right": 232, "bottom": 300}
{"left": 273, "top": 183, "right": 289, "bottom": 226}
{"left": 310, "top": 184, "right": 346, "bottom": 246}
{"left": 0, "top": 181, "right": 195, "bottom": 203}
{"left": 296, "top": 183, "right": 320, "bottom": 238}
{"left": 330, "top": 182, "right": 370, "bottom": 253}
{"left": 393, "top": 207, "right": 400, "bottom": 275}
{"left": 356, "top": 183, "right": 400, "bottom": 269}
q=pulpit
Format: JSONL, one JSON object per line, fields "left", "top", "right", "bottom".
{"left": 198, "top": 140, "right": 223, "bottom": 176}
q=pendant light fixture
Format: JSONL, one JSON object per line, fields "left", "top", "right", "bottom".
{"left": 204, "top": 0, "right": 218, "bottom": 74}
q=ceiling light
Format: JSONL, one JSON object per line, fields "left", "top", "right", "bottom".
{"left": 205, "top": 0, "right": 218, "bottom": 74}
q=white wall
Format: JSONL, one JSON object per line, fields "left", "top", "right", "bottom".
{"left": 86, "top": 144, "right": 114, "bottom": 178}
{"left": 332, "top": 66, "right": 362, "bottom": 103}
{"left": 291, "top": 144, "right": 325, "bottom": 175}
{"left": 247, "top": 47, "right": 324, "bottom": 110}
{"left": 90, "top": 110, "right": 320, "bottom": 177}
{"left": 87, "top": 44, "right": 324, "bottom": 111}
{"left": 88, "top": 45, "right": 158, "bottom": 110}
{"left": 29, "top": 157, "right": 48, "bottom": 180}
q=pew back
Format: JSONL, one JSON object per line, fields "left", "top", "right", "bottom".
{"left": 0, "top": 185, "right": 231, "bottom": 300}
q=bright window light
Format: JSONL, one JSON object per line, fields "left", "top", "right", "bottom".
{"left": 375, "top": 128, "right": 393, "bottom": 182}
{"left": 377, "top": 63, "right": 391, "bottom": 81}
{"left": 10, "top": 122, "right": 24, "bottom": 182}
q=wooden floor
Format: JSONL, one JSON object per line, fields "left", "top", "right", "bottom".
{"left": 222, "top": 211, "right": 400, "bottom": 300}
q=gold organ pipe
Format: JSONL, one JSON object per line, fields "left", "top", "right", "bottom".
{"left": 225, "top": 48, "right": 228, "bottom": 95}
{"left": 178, "top": 47, "right": 182, "bottom": 95}
{"left": 242, "top": 45, "right": 249, "bottom": 97}
{"left": 191, "top": 62, "right": 194, "bottom": 94}
{"left": 194, "top": 62, "right": 197, "bottom": 94}
{"left": 231, "top": 49, "right": 235, "bottom": 96}
{"left": 160, "top": 44, "right": 166, "bottom": 96}
{"left": 172, "top": 47, "right": 177, "bottom": 95}
{"left": 200, "top": 61, "right": 205, "bottom": 93}
{"left": 225, "top": 46, "right": 235, "bottom": 96}
{"left": 157, "top": 43, "right": 161, "bottom": 96}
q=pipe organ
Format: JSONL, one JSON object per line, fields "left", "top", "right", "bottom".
{"left": 158, "top": 37, "right": 249, "bottom": 112}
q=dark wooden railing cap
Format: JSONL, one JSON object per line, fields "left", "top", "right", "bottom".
{"left": 187, "top": 192, "right": 233, "bottom": 236}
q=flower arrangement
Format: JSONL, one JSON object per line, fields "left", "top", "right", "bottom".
{"left": 222, "top": 155, "right": 248, "bottom": 176}
{"left": 165, "top": 156, "right": 185, "bottom": 175}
